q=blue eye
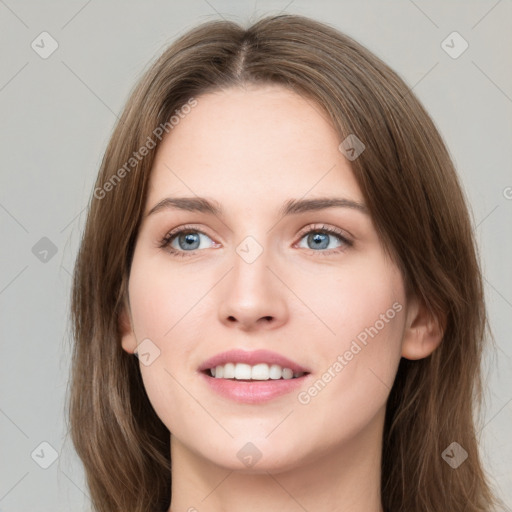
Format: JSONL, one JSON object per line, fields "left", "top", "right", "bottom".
{"left": 160, "top": 227, "right": 215, "bottom": 257}
{"left": 298, "top": 230, "right": 345, "bottom": 251}
{"left": 159, "top": 224, "right": 352, "bottom": 258}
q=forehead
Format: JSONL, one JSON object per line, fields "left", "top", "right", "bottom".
{"left": 146, "top": 84, "right": 364, "bottom": 211}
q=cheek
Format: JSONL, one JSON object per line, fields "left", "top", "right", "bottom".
{"left": 296, "top": 262, "right": 405, "bottom": 428}
{"left": 127, "top": 251, "right": 207, "bottom": 343}
{"left": 127, "top": 253, "right": 213, "bottom": 428}
{"left": 300, "top": 253, "right": 405, "bottom": 356}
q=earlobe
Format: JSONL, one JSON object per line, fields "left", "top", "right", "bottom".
{"left": 119, "top": 303, "right": 138, "bottom": 354}
{"left": 401, "top": 295, "right": 445, "bottom": 360}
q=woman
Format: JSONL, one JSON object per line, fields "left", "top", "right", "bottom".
{"left": 68, "top": 14, "right": 502, "bottom": 512}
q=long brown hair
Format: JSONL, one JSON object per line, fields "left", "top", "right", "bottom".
{"left": 68, "top": 14, "right": 503, "bottom": 512}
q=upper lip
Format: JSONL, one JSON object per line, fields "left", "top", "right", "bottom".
{"left": 199, "top": 349, "right": 309, "bottom": 374}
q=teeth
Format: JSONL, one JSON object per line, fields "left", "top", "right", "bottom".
{"left": 234, "top": 363, "right": 251, "bottom": 380}
{"left": 251, "top": 363, "right": 269, "bottom": 380}
{"left": 223, "top": 362, "right": 235, "bottom": 379}
{"left": 282, "top": 368, "right": 294, "bottom": 379}
{"left": 209, "top": 362, "right": 305, "bottom": 380}
{"left": 269, "top": 364, "right": 282, "bottom": 380}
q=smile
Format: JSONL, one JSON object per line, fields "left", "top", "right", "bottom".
{"left": 207, "top": 362, "right": 306, "bottom": 380}
{"left": 199, "top": 349, "right": 311, "bottom": 403}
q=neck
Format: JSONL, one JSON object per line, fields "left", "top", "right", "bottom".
{"left": 168, "top": 407, "right": 385, "bottom": 512}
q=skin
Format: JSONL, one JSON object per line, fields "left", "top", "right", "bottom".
{"left": 120, "top": 84, "right": 443, "bottom": 512}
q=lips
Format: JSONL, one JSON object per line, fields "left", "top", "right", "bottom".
{"left": 199, "top": 349, "right": 311, "bottom": 403}
{"left": 199, "top": 349, "right": 309, "bottom": 376}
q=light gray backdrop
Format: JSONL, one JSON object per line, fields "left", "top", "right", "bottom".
{"left": 1, "top": 1, "right": 511, "bottom": 511}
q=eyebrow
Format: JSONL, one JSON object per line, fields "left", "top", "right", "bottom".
{"left": 146, "top": 196, "right": 369, "bottom": 218}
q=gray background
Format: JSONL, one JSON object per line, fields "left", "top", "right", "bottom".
{"left": 1, "top": 0, "right": 511, "bottom": 510}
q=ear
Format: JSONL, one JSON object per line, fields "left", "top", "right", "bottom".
{"left": 119, "top": 297, "right": 138, "bottom": 355}
{"left": 401, "top": 294, "right": 445, "bottom": 360}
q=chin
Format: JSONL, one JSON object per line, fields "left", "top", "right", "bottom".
{"left": 192, "top": 435, "right": 313, "bottom": 474}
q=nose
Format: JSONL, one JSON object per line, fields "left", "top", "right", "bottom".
{"left": 217, "top": 242, "right": 289, "bottom": 332}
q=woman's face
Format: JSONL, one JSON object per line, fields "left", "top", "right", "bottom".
{"left": 122, "top": 84, "right": 413, "bottom": 472}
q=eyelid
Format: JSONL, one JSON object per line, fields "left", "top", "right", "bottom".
{"left": 158, "top": 223, "right": 219, "bottom": 248}
{"left": 295, "top": 223, "right": 352, "bottom": 243}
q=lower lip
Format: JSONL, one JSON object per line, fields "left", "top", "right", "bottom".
{"left": 200, "top": 372, "right": 310, "bottom": 404}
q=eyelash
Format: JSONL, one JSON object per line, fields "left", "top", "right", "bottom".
{"left": 158, "top": 223, "right": 353, "bottom": 258}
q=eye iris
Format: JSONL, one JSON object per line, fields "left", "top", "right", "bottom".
{"left": 179, "top": 232, "right": 200, "bottom": 250}
{"left": 309, "top": 232, "right": 329, "bottom": 250}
